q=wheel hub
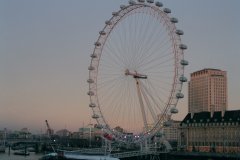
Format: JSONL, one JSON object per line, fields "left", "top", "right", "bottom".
{"left": 125, "top": 69, "right": 147, "bottom": 79}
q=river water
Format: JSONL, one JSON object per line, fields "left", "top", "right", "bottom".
{"left": 0, "top": 151, "right": 216, "bottom": 160}
{"left": 0, "top": 151, "right": 43, "bottom": 160}
{"left": 0, "top": 154, "right": 187, "bottom": 160}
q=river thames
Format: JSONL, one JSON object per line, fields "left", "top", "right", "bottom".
{"left": 0, "top": 152, "right": 43, "bottom": 160}
{"left": 0, "top": 152, "right": 216, "bottom": 160}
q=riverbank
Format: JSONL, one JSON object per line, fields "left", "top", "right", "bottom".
{"left": 170, "top": 151, "right": 240, "bottom": 160}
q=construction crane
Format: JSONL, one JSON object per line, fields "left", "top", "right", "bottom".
{"left": 45, "top": 120, "right": 56, "bottom": 153}
{"left": 45, "top": 120, "right": 54, "bottom": 137}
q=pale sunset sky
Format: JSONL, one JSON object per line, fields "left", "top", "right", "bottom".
{"left": 1, "top": 0, "right": 240, "bottom": 133}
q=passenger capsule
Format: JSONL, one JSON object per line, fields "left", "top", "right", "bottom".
{"left": 94, "top": 42, "right": 101, "bottom": 47}
{"left": 120, "top": 5, "right": 126, "bottom": 9}
{"left": 99, "top": 31, "right": 106, "bottom": 36}
{"left": 147, "top": 0, "right": 154, "bottom": 3}
{"left": 89, "top": 103, "right": 96, "bottom": 108}
{"left": 179, "top": 44, "right": 187, "bottom": 50}
{"left": 112, "top": 12, "right": 119, "bottom": 16}
{"left": 129, "top": 0, "right": 136, "bottom": 5}
{"left": 179, "top": 76, "right": 187, "bottom": 82}
{"left": 105, "top": 20, "right": 112, "bottom": 25}
{"left": 155, "top": 1, "right": 163, "bottom": 7}
{"left": 163, "top": 121, "right": 172, "bottom": 127}
{"left": 176, "top": 92, "right": 184, "bottom": 99}
{"left": 92, "top": 114, "right": 99, "bottom": 119}
{"left": 138, "top": 0, "right": 145, "bottom": 3}
{"left": 87, "top": 91, "right": 94, "bottom": 96}
{"left": 163, "top": 8, "right": 171, "bottom": 14}
{"left": 95, "top": 124, "right": 103, "bottom": 129}
{"left": 180, "top": 59, "right": 189, "bottom": 66}
{"left": 170, "top": 17, "right": 178, "bottom": 23}
{"left": 170, "top": 107, "right": 179, "bottom": 114}
{"left": 90, "top": 53, "right": 97, "bottom": 58}
{"left": 88, "top": 66, "right": 95, "bottom": 71}
{"left": 87, "top": 79, "right": 94, "bottom": 83}
{"left": 175, "top": 29, "right": 184, "bottom": 35}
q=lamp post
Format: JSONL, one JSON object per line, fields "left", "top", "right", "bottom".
{"left": 222, "top": 126, "right": 225, "bottom": 153}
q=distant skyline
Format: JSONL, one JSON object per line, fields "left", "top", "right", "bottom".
{"left": 1, "top": 0, "right": 240, "bottom": 133}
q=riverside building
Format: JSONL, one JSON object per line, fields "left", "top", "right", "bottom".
{"left": 179, "top": 68, "right": 240, "bottom": 153}
{"left": 188, "top": 68, "right": 227, "bottom": 113}
{"left": 180, "top": 110, "right": 240, "bottom": 153}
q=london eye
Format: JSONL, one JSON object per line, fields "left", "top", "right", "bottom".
{"left": 87, "top": 0, "right": 188, "bottom": 144}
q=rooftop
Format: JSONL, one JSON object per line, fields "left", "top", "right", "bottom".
{"left": 190, "top": 68, "right": 226, "bottom": 77}
{"left": 181, "top": 110, "right": 240, "bottom": 125}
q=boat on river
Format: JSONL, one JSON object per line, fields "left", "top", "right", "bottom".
{"left": 39, "top": 152, "right": 58, "bottom": 160}
{"left": 14, "top": 150, "right": 30, "bottom": 156}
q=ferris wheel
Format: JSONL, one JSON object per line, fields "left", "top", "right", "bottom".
{"left": 87, "top": 0, "right": 188, "bottom": 144}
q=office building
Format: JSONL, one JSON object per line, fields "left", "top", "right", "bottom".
{"left": 163, "top": 120, "right": 180, "bottom": 142}
{"left": 162, "top": 120, "right": 181, "bottom": 149}
{"left": 188, "top": 68, "right": 227, "bottom": 113}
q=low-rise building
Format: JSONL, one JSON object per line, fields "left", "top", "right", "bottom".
{"left": 180, "top": 110, "right": 240, "bottom": 153}
{"left": 56, "top": 129, "right": 71, "bottom": 137}
{"left": 79, "top": 126, "right": 102, "bottom": 139}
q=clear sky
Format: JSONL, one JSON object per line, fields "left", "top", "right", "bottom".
{"left": 1, "top": 0, "right": 240, "bottom": 133}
